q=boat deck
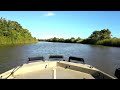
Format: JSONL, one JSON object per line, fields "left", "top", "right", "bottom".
{"left": 13, "top": 66, "right": 95, "bottom": 79}
{"left": 0, "top": 61, "right": 115, "bottom": 79}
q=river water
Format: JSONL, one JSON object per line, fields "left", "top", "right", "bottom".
{"left": 0, "top": 42, "right": 120, "bottom": 77}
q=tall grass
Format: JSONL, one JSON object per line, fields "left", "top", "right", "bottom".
{"left": 97, "top": 38, "right": 120, "bottom": 47}
{"left": 0, "top": 36, "right": 38, "bottom": 46}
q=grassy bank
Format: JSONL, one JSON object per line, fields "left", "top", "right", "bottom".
{"left": 0, "top": 40, "right": 38, "bottom": 46}
{"left": 42, "top": 37, "right": 120, "bottom": 48}
{"left": 0, "top": 36, "right": 38, "bottom": 46}
{"left": 79, "top": 29, "right": 120, "bottom": 47}
{"left": 96, "top": 38, "right": 120, "bottom": 47}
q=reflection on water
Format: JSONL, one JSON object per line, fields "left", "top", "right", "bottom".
{"left": 0, "top": 42, "right": 120, "bottom": 77}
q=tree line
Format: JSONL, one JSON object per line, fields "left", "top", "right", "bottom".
{"left": 0, "top": 17, "right": 38, "bottom": 45}
{"left": 38, "top": 37, "right": 83, "bottom": 43}
{"left": 39, "top": 29, "right": 120, "bottom": 47}
{"left": 81, "top": 29, "right": 120, "bottom": 47}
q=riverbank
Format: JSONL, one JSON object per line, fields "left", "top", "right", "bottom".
{"left": 81, "top": 38, "right": 120, "bottom": 47}
{"left": 96, "top": 38, "right": 120, "bottom": 47}
{"left": 0, "top": 41, "right": 38, "bottom": 47}
{"left": 40, "top": 38, "right": 120, "bottom": 48}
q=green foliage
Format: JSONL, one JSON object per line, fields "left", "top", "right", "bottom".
{"left": 58, "top": 38, "right": 64, "bottom": 42}
{"left": 0, "top": 17, "right": 38, "bottom": 45}
{"left": 70, "top": 37, "right": 75, "bottom": 43}
{"left": 81, "top": 38, "right": 98, "bottom": 44}
{"left": 89, "top": 29, "right": 111, "bottom": 41}
{"left": 81, "top": 29, "right": 120, "bottom": 47}
{"left": 97, "top": 38, "right": 120, "bottom": 47}
{"left": 82, "top": 29, "right": 112, "bottom": 44}
{"left": 75, "top": 37, "right": 82, "bottom": 43}
{"left": 45, "top": 37, "right": 82, "bottom": 43}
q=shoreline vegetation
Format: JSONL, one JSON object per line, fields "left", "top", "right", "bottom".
{"left": 39, "top": 29, "right": 120, "bottom": 47}
{"left": 0, "top": 17, "right": 38, "bottom": 46}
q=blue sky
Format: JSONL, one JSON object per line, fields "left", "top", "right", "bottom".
{"left": 0, "top": 11, "right": 120, "bottom": 39}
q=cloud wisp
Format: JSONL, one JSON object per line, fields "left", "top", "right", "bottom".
{"left": 44, "top": 11, "right": 55, "bottom": 16}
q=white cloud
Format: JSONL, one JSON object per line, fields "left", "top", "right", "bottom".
{"left": 44, "top": 11, "right": 55, "bottom": 16}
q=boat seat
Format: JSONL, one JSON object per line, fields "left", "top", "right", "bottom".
{"left": 28, "top": 56, "right": 44, "bottom": 62}
{"left": 68, "top": 56, "right": 85, "bottom": 63}
{"left": 49, "top": 55, "right": 64, "bottom": 60}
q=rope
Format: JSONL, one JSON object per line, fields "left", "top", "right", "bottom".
{"left": 5, "top": 64, "right": 23, "bottom": 79}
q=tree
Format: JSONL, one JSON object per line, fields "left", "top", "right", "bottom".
{"left": 70, "top": 37, "right": 75, "bottom": 43}
{"left": 99, "top": 29, "right": 111, "bottom": 40}
{"left": 89, "top": 29, "right": 111, "bottom": 41}
{"left": 0, "top": 17, "right": 37, "bottom": 45}
{"left": 76, "top": 37, "right": 82, "bottom": 43}
{"left": 52, "top": 37, "right": 57, "bottom": 42}
{"left": 58, "top": 38, "right": 64, "bottom": 42}
{"left": 89, "top": 31, "right": 100, "bottom": 40}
